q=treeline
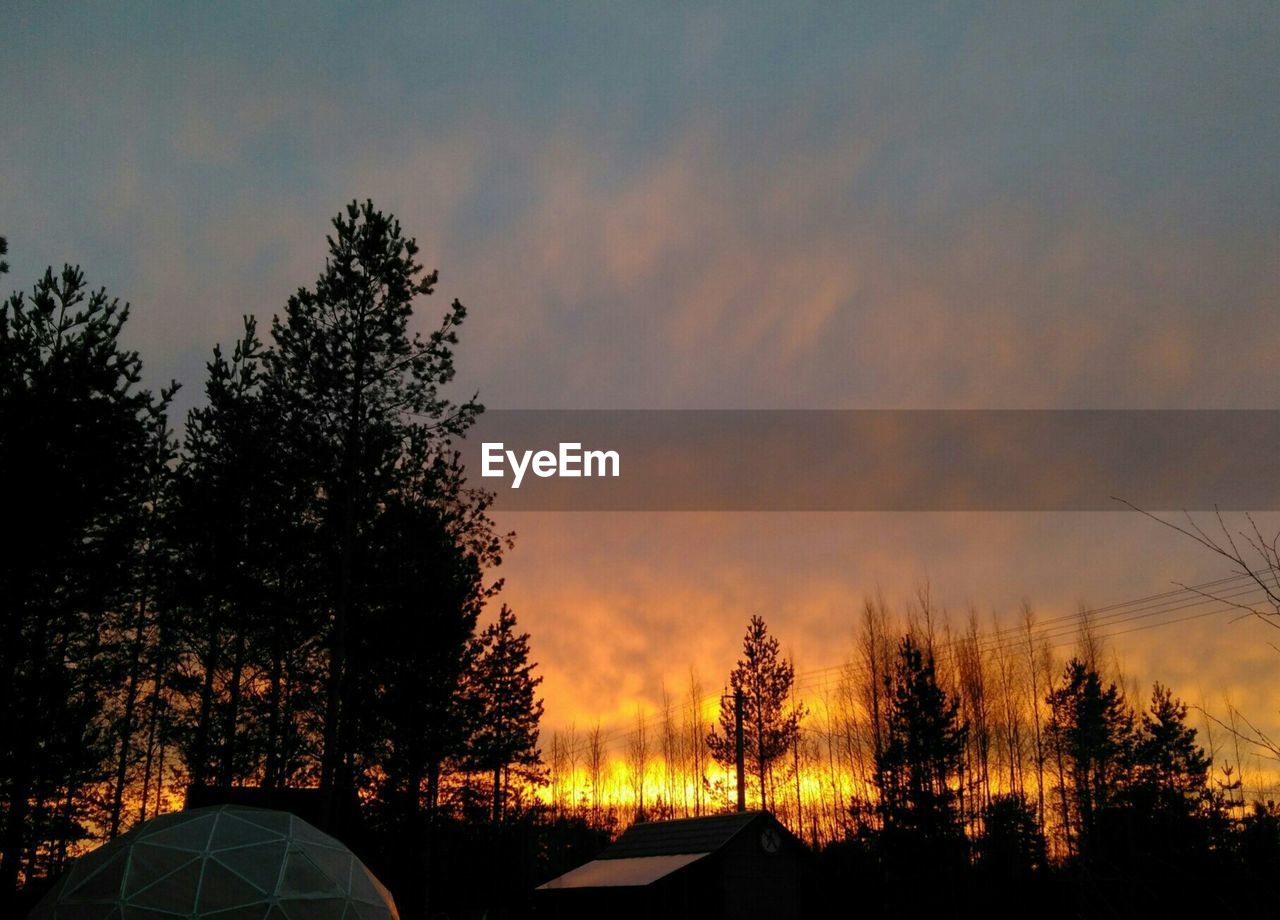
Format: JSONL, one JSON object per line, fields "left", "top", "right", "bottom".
{"left": 0, "top": 208, "right": 548, "bottom": 918}
{"left": 820, "top": 602, "right": 1280, "bottom": 917}
{"left": 540, "top": 607, "right": 1280, "bottom": 917}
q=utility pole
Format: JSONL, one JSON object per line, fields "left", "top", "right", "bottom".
{"left": 734, "top": 688, "right": 746, "bottom": 812}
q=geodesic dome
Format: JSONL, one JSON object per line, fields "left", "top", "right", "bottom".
{"left": 29, "top": 804, "right": 398, "bottom": 920}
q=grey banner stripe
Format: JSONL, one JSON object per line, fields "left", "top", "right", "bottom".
{"left": 458, "top": 410, "right": 1280, "bottom": 511}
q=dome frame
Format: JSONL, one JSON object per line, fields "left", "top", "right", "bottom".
{"left": 29, "top": 804, "right": 398, "bottom": 920}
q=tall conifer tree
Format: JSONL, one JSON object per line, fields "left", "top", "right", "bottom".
{"left": 466, "top": 606, "right": 544, "bottom": 823}
{"left": 266, "top": 201, "right": 479, "bottom": 806}
{"left": 708, "top": 615, "right": 806, "bottom": 810}
{"left": 0, "top": 263, "right": 170, "bottom": 898}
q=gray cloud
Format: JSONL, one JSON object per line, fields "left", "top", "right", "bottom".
{"left": 4, "top": 2, "right": 1278, "bottom": 744}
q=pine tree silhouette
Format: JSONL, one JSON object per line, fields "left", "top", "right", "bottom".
{"left": 266, "top": 200, "right": 480, "bottom": 812}
{"left": 0, "top": 261, "right": 172, "bottom": 904}
{"left": 465, "top": 605, "right": 545, "bottom": 824}
{"left": 707, "top": 615, "right": 805, "bottom": 811}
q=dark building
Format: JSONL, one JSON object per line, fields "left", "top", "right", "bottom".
{"left": 535, "top": 811, "right": 812, "bottom": 920}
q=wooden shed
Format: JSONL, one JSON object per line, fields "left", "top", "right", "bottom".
{"left": 535, "top": 811, "right": 812, "bottom": 920}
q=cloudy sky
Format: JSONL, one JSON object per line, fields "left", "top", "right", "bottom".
{"left": 4, "top": 3, "right": 1279, "bottom": 770}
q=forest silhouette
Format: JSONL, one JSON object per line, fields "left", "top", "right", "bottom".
{"left": 2, "top": 210, "right": 1279, "bottom": 919}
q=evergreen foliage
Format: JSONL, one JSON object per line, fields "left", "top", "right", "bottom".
{"left": 5, "top": 217, "right": 1280, "bottom": 918}
{"left": 0, "top": 264, "right": 174, "bottom": 896}
{"left": 0, "top": 210, "right": 538, "bottom": 919}
{"left": 707, "top": 615, "right": 806, "bottom": 810}
{"left": 466, "top": 605, "right": 546, "bottom": 823}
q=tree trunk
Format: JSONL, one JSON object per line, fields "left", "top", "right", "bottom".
{"left": 793, "top": 732, "right": 802, "bottom": 832}
{"left": 0, "top": 770, "right": 30, "bottom": 897}
{"left": 154, "top": 736, "right": 168, "bottom": 817}
{"left": 492, "top": 765, "right": 503, "bottom": 824}
{"left": 110, "top": 598, "right": 149, "bottom": 837}
{"left": 425, "top": 760, "right": 441, "bottom": 822}
{"left": 322, "top": 348, "right": 365, "bottom": 815}
{"left": 190, "top": 613, "right": 221, "bottom": 790}
{"left": 139, "top": 627, "right": 168, "bottom": 823}
{"left": 218, "top": 625, "right": 247, "bottom": 787}
{"left": 264, "top": 645, "right": 284, "bottom": 789}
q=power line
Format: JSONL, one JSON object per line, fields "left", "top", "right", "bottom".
{"left": 789, "top": 580, "right": 1270, "bottom": 697}
{"left": 580, "top": 572, "right": 1274, "bottom": 750}
{"left": 794, "top": 597, "right": 1264, "bottom": 742}
{"left": 591, "top": 579, "right": 1252, "bottom": 748}
{"left": 594, "top": 575, "right": 1259, "bottom": 746}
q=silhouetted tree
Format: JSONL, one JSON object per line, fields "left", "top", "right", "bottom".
{"left": 685, "top": 669, "right": 708, "bottom": 816}
{"left": 708, "top": 615, "right": 806, "bottom": 810}
{"left": 875, "top": 634, "right": 968, "bottom": 848}
{"left": 465, "top": 605, "right": 545, "bottom": 824}
{"left": 357, "top": 441, "right": 507, "bottom": 919}
{"left": 626, "top": 704, "right": 649, "bottom": 821}
{"left": 0, "top": 263, "right": 171, "bottom": 901}
{"left": 1132, "top": 683, "right": 1210, "bottom": 813}
{"left": 1098, "top": 682, "right": 1220, "bottom": 906}
{"left": 1237, "top": 800, "right": 1280, "bottom": 903}
{"left": 1046, "top": 658, "right": 1134, "bottom": 858}
{"left": 267, "top": 201, "right": 480, "bottom": 810}
{"left": 976, "top": 793, "right": 1047, "bottom": 877}
{"left": 105, "top": 398, "right": 177, "bottom": 838}
{"left": 171, "top": 318, "right": 294, "bottom": 790}
{"left": 364, "top": 435, "right": 506, "bottom": 819}
{"left": 0, "top": 209, "right": 526, "bottom": 918}
{"left": 587, "top": 722, "right": 606, "bottom": 822}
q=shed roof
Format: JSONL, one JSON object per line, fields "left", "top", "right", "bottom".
{"left": 599, "top": 811, "right": 763, "bottom": 859}
{"left": 536, "top": 853, "right": 708, "bottom": 890}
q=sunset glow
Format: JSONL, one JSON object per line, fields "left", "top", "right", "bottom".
{"left": 6, "top": 5, "right": 1280, "bottom": 918}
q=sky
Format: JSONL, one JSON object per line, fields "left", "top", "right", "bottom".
{"left": 4, "top": 3, "right": 1279, "bottom": 771}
